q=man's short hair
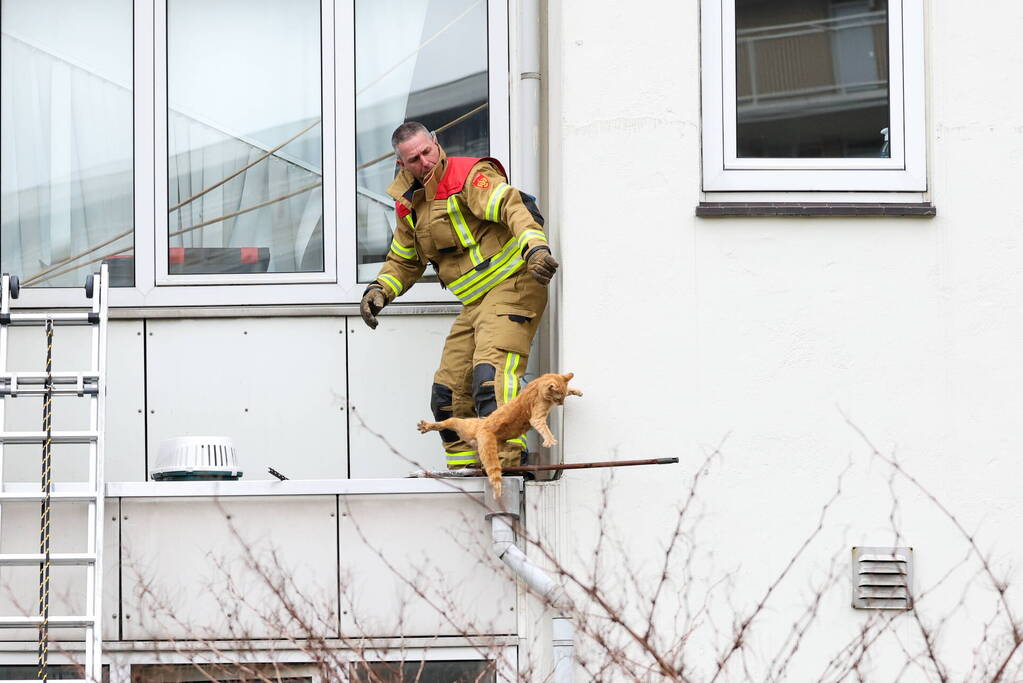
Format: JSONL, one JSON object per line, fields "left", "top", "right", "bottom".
{"left": 391, "top": 121, "right": 433, "bottom": 151}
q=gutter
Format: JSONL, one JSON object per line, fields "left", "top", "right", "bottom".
{"left": 488, "top": 480, "right": 573, "bottom": 682}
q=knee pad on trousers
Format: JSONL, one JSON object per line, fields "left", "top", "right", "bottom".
{"left": 430, "top": 383, "right": 460, "bottom": 443}
{"left": 472, "top": 363, "right": 498, "bottom": 417}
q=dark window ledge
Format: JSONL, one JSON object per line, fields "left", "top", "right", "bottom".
{"left": 696, "top": 202, "right": 935, "bottom": 217}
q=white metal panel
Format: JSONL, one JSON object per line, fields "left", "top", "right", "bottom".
{"left": 106, "top": 322, "right": 147, "bottom": 481}
{"left": 106, "top": 477, "right": 498, "bottom": 498}
{"left": 120, "top": 496, "right": 339, "bottom": 640}
{"left": 145, "top": 317, "right": 348, "bottom": 480}
{"left": 0, "top": 499, "right": 119, "bottom": 642}
{"left": 2, "top": 321, "right": 146, "bottom": 482}
{"left": 338, "top": 493, "right": 516, "bottom": 638}
{"left": 346, "top": 314, "right": 455, "bottom": 478}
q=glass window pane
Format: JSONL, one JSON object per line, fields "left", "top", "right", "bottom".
{"left": 355, "top": 0, "right": 489, "bottom": 283}
{"left": 1, "top": 0, "right": 134, "bottom": 287}
{"left": 352, "top": 660, "right": 496, "bottom": 683}
{"left": 133, "top": 664, "right": 309, "bottom": 682}
{"left": 736, "top": 0, "right": 890, "bottom": 159}
{"left": 0, "top": 664, "right": 109, "bottom": 681}
{"left": 167, "top": 0, "right": 322, "bottom": 276}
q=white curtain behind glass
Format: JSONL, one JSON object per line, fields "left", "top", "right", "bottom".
{"left": 1, "top": 0, "right": 133, "bottom": 287}
{"left": 167, "top": 0, "right": 322, "bottom": 275}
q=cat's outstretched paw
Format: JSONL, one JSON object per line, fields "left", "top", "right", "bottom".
{"left": 417, "top": 420, "right": 432, "bottom": 434}
{"left": 542, "top": 437, "right": 557, "bottom": 447}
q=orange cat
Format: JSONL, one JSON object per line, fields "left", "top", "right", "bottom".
{"left": 417, "top": 372, "right": 582, "bottom": 498}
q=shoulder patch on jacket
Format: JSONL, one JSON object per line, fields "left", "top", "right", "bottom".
{"left": 472, "top": 173, "right": 490, "bottom": 189}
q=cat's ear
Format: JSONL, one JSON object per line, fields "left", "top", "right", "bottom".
{"left": 561, "top": 372, "right": 574, "bottom": 381}
{"left": 543, "top": 380, "right": 559, "bottom": 399}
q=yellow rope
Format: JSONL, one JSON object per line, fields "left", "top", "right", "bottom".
{"left": 37, "top": 319, "right": 53, "bottom": 681}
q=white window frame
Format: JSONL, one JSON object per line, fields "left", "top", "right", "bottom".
{"left": 10, "top": 0, "right": 510, "bottom": 310}
{"left": 153, "top": 0, "right": 339, "bottom": 289}
{"left": 700, "top": 0, "right": 926, "bottom": 192}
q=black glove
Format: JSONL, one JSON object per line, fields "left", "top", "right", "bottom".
{"left": 360, "top": 286, "right": 386, "bottom": 329}
{"left": 525, "top": 246, "right": 559, "bottom": 286}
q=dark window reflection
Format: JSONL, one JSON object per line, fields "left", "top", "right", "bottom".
{"left": 736, "top": 0, "right": 890, "bottom": 158}
{"left": 352, "top": 660, "right": 496, "bottom": 683}
{"left": 355, "top": 0, "right": 489, "bottom": 283}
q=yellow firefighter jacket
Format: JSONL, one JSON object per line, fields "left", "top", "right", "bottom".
{"left": 370, "top": 148, "right": 549, "bottom": 305}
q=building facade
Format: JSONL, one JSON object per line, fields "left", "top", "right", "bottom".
{"left": 1, "top": 0, "right": 1021, "bottom": 680}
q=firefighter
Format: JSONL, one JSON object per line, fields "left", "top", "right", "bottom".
{"left": 359, "top": 121, "right": 559, "bottom": 471}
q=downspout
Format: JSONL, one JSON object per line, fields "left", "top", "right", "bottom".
{"left": 489, "top": 480, "right": 573, "bottom": 682}
{"left": 509, "top": 0, "right": 573, "bottom": 678}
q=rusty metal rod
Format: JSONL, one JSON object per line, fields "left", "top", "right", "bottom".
{"left": 412, "top": 457, "right": 678, "bottom": 478}
{"left": 500, "top": 457, "right": 678, "bottom": 473}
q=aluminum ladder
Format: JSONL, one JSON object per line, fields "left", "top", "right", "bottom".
{"left": 0, "top": 265, "right": 109, "bottom": 682}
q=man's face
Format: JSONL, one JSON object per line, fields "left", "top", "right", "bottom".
{"left": 395, "top": 131, "right": 440, "bottom": 184}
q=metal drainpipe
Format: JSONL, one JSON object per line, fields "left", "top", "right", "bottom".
{"left": 517, "top": 0, "right": 565, "bottom": 485}
{"left": 508, "top": 0, "right": 574, "bottom": 678}
{"left": 489, "top": 480, "right": 573, "bottom": 682}
{"left": 517, "top": 0, "right": 542, "bottom": 195}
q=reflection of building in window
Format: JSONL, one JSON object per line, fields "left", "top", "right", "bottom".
{"left": 736, "top": 0, "right": 890, "bottom": 158}
{"left": 408, "top": 72, "right": 491, "bottom": 158}
{"left": 166, "top": 0, "right": 323, "bottom": 277}
{"left": 0, "top": 665, "right": 110, "bottom": 681}
{"left": 132, "top": 663, "right": 309, "bottom": 682}
{"left": 355, "top": 0, "right": 491, "bottom": 283}
{"left": 351, "top": 659, "right": 496, "bottom": 683}
{"left": 356, "top": 72, "right": 489, "bottom": 274}
{"left": 0, "top": 32, "right": 135, "bottom": 288}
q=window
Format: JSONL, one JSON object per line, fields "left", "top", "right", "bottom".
{"left": 701, "top": 0, "right": 925, "bottom": 191}
{"left": 356, "top": 0, "right": 492, "bottom": 284}
{"left": 1, "top": 0, "right": 509, "bottom": 307}
{"left": 0, "top": 0, "right": 134, "bottom": 288}
{"left": 132, "top": 663, "right": 311, "bottom": 682}
{"left": 0, "top": 665, "right": 109, "bottom": 681}
{"left": 351, "top": 660, "right": 496, "bottom": 683}
{"left": 163, "top": 0, "right": 325, "bottom": 281}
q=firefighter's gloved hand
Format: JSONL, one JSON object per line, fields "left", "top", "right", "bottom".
{"left": 525, "top": 247, "right": 559, "bottom": 286}
{"left": 360, "top": 286, "right": 386, "bottom": 329}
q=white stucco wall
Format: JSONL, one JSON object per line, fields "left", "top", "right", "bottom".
{"left": 552, "top": 0, "right": 1023, "bottom": 679}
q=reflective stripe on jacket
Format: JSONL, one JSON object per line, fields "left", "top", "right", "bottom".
{"left": 371, "top": 148, "right": 548, "bottom": 304}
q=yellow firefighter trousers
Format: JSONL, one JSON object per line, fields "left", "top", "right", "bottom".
{"left": 431, "top": 270, "right": 548, "bottom": 469}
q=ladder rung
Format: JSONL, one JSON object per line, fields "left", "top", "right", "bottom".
{"left": 0, "top": 431, "right": 99, "bottom": 444}
{"left": 0, "top": 615, "right": 96, "bottom": 629}
{"left": 0, "top": 312, "right": 98, "bottom": 326}
{"left": 0, "top": 372, "right": 100, "bottom": 397}
{"left": 0, "top": 553, "right": 96, "bottom": 566}
{"left": 2, "top": 372, "right": 99, "bottom": 384}
{"left": 0, "top": 386, "right": 99, "bottom": 397}
{"left": 0, "top": 491, "right": 99, "bottom": 503}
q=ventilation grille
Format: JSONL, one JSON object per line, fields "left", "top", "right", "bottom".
{"left": 852, "top": 546, "right": 913, "bottom": 610}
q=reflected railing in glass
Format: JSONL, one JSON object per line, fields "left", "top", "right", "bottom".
{"left": 166, "top": 0, "right": 323, "bottom": 276}
{"left": 0, "top": 0, "right": 134, "bottom": 288}
{"left": 736, "top": 1, "right": 890, "bottom": 158}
